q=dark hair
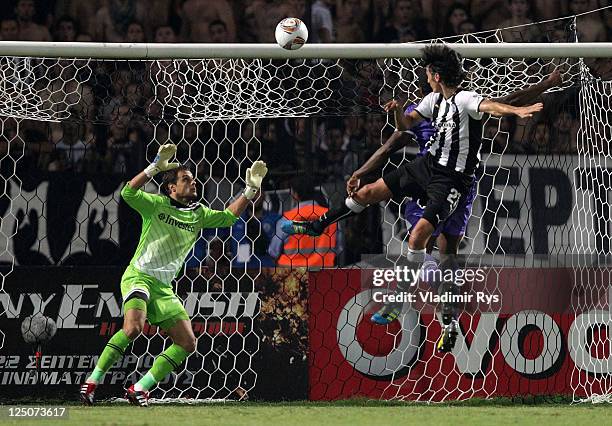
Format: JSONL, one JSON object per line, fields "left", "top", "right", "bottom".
{"left": 415, "top": 67, "right": 432, "bottom": 96}
{"left": 209, "top": 19, "right": 227, "bottom": 31}
{"left": 161, "top": 165, "right": 191, "bottom": 196}
{"left": 420, "top": 44, "right": 466, "bottom": 87}
{"left": 290, "top": 176, "right": 314, "bottom": 201}
{"left": 154, "top": 24, "right": 177, "bottom": 36}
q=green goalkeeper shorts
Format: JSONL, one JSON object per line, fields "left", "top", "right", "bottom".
{"left": 120, "top": 264, "right": 189, "bottom": 329}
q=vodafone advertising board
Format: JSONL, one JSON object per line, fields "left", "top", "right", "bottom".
{"left": 309, "top": 269, "right": 612, "bottom": 401}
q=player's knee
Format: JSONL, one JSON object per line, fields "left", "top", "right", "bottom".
{"left": 409, "top": 220, "right": 434, "bottom": 249}
{"left": 123, "top": 322, "right": 143, "bottom": 340}
{"left": 179, "top": 336, "right": 197, "bottom": 353}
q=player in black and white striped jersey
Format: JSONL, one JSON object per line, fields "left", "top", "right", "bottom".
{"left": 384, "top": 45, "right": 542, "bottom": 351}
{"left": 283, "top": 44, "right": 542, "bottom": 352}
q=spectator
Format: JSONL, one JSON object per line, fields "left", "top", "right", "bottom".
{"left": 181, "top": 0, "right": 236, "bottom": 42}
{"left": 229, "top": 196, "right": 281, "bottom": 268}
{"left": 458, "top": 19, "right": 478, "bottom": 34}
{"left": 154, "top": 24, "right": 178, "bottom": 43}
{"left": 551, "top": 110, "right": 578, "bottom": 153}
{"left": 499, "top": 0, "right": 539, "bottom": 42}
{"left": 103, "top": 104, "right": 143, "bottom": 174}
{"left": 94, "top": 0, "right": 147, "bottom": 42}
{"left": 54, "top": 15, "right": 77, "bottom": 42}
{"left": 49, "top": 119, "right": 90, "bottom": 172}
{"left": 269, "top": 176, "right": 337, "bottom": 268}
{"left": 0, "top": 17, "right": 19, "bottom": 40}
{"left": 125, "top": 20, "right": 146, "bottom": 42}
{"left": 443, "top": 3, "right": 470, "bottom": 37}
{"left": 101, "top": 69, "right": 133, "bottom": 121}
{"left": 376, "top": 0, "right": 428, "bottom": 42}
{"left": 370, "top": 0, "right": 393, "bottom": 40}
{"left": 311, "top": 0, "right": 334, "bottom": 43}
{"left": 570, "top": 0, "right": 606, "bottom": 41}
{"left": 76, "top": 33, "right": 93, "bottom": 42}
{"left": 335, "top": 0, "right": 367, "bottom": 42}
{"left": 209, "top": 19, "right": 230, "bottom": 43}
{"left": 15, "top": 0, "right": 51, "bottom": 41}
{"left": 317, "top": 126, "right": 348, "bottom": 182}
{"left": 603, "top": 4, "right": 612, "bottom": 41}
{"left": 470, "top": 0, "right": 506, "bottom": 31}
{"left": 53, "top": 1, "right": 103, "bottom": 39}
{"left": 525, "top": 121, "right": 550, "bottom": 154}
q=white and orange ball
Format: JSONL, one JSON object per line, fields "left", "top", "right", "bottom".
{"left": 275, "top": 18, "right": 308, "bottom": 50}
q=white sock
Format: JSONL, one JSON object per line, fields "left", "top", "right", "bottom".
{"left": 345, "top": 197, "right": 366, "bottom": 213}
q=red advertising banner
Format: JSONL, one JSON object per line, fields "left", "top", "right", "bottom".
{"left": 308, "top": 268, "right": 612, "bottom": 401}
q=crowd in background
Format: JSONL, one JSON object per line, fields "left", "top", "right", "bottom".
{"left": 0, "top": 0, "right": 610, "bottom": 269}
{"left": 1, "top": 0, "right": 611, "bottom": 44}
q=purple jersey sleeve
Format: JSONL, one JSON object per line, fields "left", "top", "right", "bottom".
{"left": 404, "top": 104, "right": 435, "bottom": 156}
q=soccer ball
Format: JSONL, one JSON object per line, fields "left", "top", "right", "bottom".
{"left": 275, "top": 18, "right": 308, "bottom": 50}
{"left": 21, "top": 314, "right": 57, "bottom": 344}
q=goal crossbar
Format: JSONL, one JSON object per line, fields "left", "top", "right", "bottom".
{"left": 0, "top": 42, "right": 611, "bottom": 59}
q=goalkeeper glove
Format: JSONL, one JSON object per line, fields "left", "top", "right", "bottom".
{"left": 243, "top": 160, "right": 268, "bottom": 200}
{"left": 144, "top": 144, "right": 180, "bottom": 178}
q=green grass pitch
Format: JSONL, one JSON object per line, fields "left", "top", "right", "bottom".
{"left": 1, "top": 400, "right": 610, "bottom": 426}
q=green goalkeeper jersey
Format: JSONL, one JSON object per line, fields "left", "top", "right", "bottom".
{"left": 121, "top": 183, "right": 238, "bottom": 284}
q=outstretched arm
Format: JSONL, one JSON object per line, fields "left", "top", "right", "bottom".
{"left": 479, "top": 100, "right": 543, "bottom": 118}
{"left": 493, "top": 70, "right": 562, "bottom": 107}
{"left": 347, "top": 131, "right": 415, "bottom": 195}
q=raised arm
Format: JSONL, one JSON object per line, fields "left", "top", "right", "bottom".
{"left": 227, "top": 161, "right": 268, "bottom": 217}
{"left": 493, "top": 70, "right": 562, "bottom": 107}
{"left": 128, "top": 144, "right": 180, "bottom": 189}
{"left": 384, "top": 99, "right": 424, "bottom": 131}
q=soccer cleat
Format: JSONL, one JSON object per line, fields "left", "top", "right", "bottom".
{"left": 281, "top": 220, "right": 323, "bottom": 236}
{"left": 370, "top": 303, "right": 402, "bottom": 325}
{"left": 437, "top": 319, "right": 459, "bottom": 353}
{"left": 79, "top": 382, "right": 97, "bottom": 406}
{"left": 125, "top": 385, "right": 149, "bottom": 407}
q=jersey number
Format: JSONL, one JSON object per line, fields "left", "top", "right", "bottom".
{"left": 447, "top": 188, "right": 460, "bottom": 211}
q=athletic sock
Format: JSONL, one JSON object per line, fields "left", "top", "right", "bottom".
{"left": 134, "top": 344, "right": 190, "bottom": 392}
{"left": 87, "top": 330, "right": 132, "bottom": 384}
{"left": 397, "top": 247, "right": 426, "bottom": 291}
{"left": 315, "top": 197, "right": 366, "bottom": 231}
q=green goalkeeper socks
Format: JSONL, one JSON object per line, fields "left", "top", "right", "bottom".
{"left": 134, "top": 344, "right": 190, "bottom": 392}
{"left": 87, "top": 329, "right": 132, "bottom": 384}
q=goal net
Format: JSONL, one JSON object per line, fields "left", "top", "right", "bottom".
{"left": 0, "top": 14, "right": 611, "bottom": 404}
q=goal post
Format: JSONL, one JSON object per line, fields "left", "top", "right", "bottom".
{"left": 0, "top": 33, "right": 611, "bottom": 404}
{"left": 0, "top": 42, "right": 612, "bottom": 59}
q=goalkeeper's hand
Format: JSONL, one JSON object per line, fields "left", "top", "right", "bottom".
{"left": 144, "top": 144, "right": 180, "bottom": 177}
{"left": 243, "top": 160, "right": 268, "bottom": 200}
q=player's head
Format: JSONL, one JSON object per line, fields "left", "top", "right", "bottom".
{"left": 416, "top": 67, "right": 432, "bottom": 98}
{"left": 290, "top": 176, "right": 314, "bottom": 202}
{"left": 420, "top": 44, "right": 466, "bottom": 91}
{"left": 162, "top": 165, "right": 197, "bottom": 201}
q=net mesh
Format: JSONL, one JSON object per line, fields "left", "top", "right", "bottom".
{"left": 0, "top": 13, "right": 610, "bottom": 403}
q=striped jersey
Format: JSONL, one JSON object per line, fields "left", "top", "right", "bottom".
{"left": 415, "top": 90, "right": 485, "bottom": 176}
{"left": 121, "top": 183, "right": 238, "bottom": 284}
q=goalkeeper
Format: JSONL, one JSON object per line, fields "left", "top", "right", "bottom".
{"left": 80, "top": 144, "right": 268, "bottom": 407}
